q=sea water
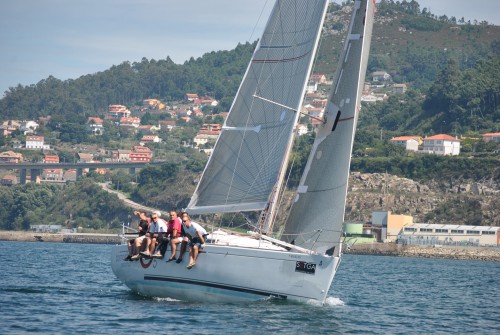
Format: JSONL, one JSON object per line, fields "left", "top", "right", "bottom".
{"left": 0, "top": 241, "right": 498, "bottom": 334}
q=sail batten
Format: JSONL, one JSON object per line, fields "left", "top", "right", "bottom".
{"left": 187, "top": 0, "right": 330, "bottom": 215}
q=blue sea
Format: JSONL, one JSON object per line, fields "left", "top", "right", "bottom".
{"left": 0, "top": 241, "right": 498, "bottom": 334}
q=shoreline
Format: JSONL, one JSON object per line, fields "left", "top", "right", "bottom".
{"left": 0, "top": 231, "right": 121, "bottom": 245}
{"left": 1, "top": 231, "right": 499, "bottom": 261}
{"left": 346, "top": 242, "right": 500, "bottom": 262}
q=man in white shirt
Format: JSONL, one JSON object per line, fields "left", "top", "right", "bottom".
{"left": 140, "top": 212, "right": 167, "bottom": 258}
{"left": 180, "top": 212, "right": 207, "bottom": 269}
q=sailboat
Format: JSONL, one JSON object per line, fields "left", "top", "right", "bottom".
{"left": 111, "top": 0, "right": 374, "bottom": 304}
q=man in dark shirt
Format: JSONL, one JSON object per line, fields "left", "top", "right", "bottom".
{"left": 126, "top": 211, "right": 150, "bottom": 261}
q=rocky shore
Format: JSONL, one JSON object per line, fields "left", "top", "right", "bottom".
{"left": 347, "top": 242, "right": 500, "bottom": 262}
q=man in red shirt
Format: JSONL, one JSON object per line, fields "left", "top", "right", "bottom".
{"left": 166, "top": 210, "right": 183, "bottom": 261}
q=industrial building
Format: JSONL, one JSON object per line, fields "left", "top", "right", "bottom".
{"left": 398, "top": 223, "right": 499, "bottom": 247}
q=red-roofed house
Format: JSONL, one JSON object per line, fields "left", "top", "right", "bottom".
{"left": 390, "top": 136, "right": 422, "bottom": 152}
{"left": 482, "top": 132, "right": 500, "bottom": 143}
{"left": 423, "top": 134, "right": 461, "bottom": 156}
{"left": 87, "top": 117, "right": 104, "bottom": 135}
{"left": 1, "top": 174, "right": 17, "bottom": 186}
{"left": 120, "top": 117, "right": 141, "bottom": 128}
{"left": 137, "top": 125, "right": 160, "bottom": 134}
{"left": 130, "top": 146, "right": 152, "bottom": 162}
{"left": 185, "top": 93, "right": 199, "bottom": 102}
{"left": 43, "top": 154, "right": 60, "bottom": 163}
{"left": 309, "top": 74, "right": 327, "bottom": 84}
{"left": 140, "top": 135, "right": 161, "bottom": 146}
{"left": 108, "top": 105, "right": 131, "bottom": 118}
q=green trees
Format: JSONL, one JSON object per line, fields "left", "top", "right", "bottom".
{"left": 0, "top": 181, "right": 130, "bottom": 231}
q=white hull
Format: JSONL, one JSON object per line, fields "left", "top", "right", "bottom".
{"left": 111, "top": 241, "right": 340, "bottom": 303}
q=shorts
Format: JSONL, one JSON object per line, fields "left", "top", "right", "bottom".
{"left": 135, "top": 235, "right": 147, "bottom": 244}
{"left": 171, "top": 236, "right": 188, "bottom": 244}
{"left": 188, "top": 235, "right": 208, "bottom": 247}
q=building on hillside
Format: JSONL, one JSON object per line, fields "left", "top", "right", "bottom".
{"left": 199, "top": 98, "right": 218, "bottom": 107}
{"left": 309, "top": 74, "right": 327, "bottom": 84}
{"left": 130, "top": 146, "right": 152, "bottom": 162}
{"left": 191, "top": 109, "right": 204, "bottom": 118}
{"left": 185, "top": 93, "right": 199, "bottom": 102}
{"left": 120, "top": 117, "right": 141, "bottom": 128}
{"left": 112, "top": 149, "right": 131, "bottom": 162}
{"left": 42, "top": 168, "right": 64, "bottom": 181}
{"left": 310, "top": 99, "right": 328, "bottom": 108}
{"left": 200, "top": 124, "right": 222, "bottom": 133}
{"left": 77, "top": 153, "right": 94, "bottom": 163}
{"left": 398, "top": 223, "right": 499, "bottom": 247}
{"left": 304, "top": 106, "right": 324, "bottom": 119}
{"left": 20, "top": 120, "right": 39, "bottom": 135}
{"left": 26, "top": 136, "right": 49, "bottom": 149}
{"left": 390, "top": 136, "right": 422, "bottom": 151}
{"left": 140, "top": 135, "right": 161, "bottom": 146}
{"left": 143, "top": 98, "right": 165, "bottom": 110}
{"left": 422, "top": 134, "right": 461, "bottom": 156}
{"left": 361, "top": 93, "right": 388, "bottom": 103}
{"left": 43, "top": 154, "right": 59, "bottom": 163}
{"left": 108, "top": 104, "right": 131, "bottom": 119}
{"left": 193, "top": 133, "right": 219, "bottom": 148}
{"left": 372, "top": 210, "right": 414, "bottom": 242}
{"left": 305, "top": 81, "right": 318, "bottom": 93}
{"left": 372, "top": 71, "right": 390, "bottom": 82}
{"left": 137, "top": 125, "right": 160, "bottom": 134}
{"left": 392, "top": 83, "right": 407, "bottom": 94}
{"left": 87, "top": 117, "right": 104, "bottom": 135}
{"left": 482, "top": 132, "right": 500, "bottom": 143}
{"left": 0, "top": 151, "right": 23, "bottom": 163}
{"left": 295, "top": 123, "right": 309, "bottom": 136}
{"left": 159, "top": 120, "right": 176, "bottom": 131}
{"left": 63, "top": 169, "right": 77, "bottom": 182}
{"left": 1, "top": 174, "right": 17, "bottom": 186}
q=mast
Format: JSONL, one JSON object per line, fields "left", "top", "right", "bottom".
{"left": 282, "top": 0, "right": 375, "bottom": 255}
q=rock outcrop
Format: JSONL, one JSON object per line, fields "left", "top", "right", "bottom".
{"left": 346, "top": 172, "right": 499, "bottom": 226}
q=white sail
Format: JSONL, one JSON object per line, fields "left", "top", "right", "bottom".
{"left": 187, "top": 0, "right": 329, "bottom": 215}
{"left": 282, "top": 0, "right": 375, "bottom": 256}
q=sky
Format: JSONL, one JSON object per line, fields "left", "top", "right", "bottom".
{"left": 0, "top": 0, "right": 498, "bottom": 98}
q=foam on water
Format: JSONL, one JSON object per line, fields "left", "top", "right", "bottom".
{"left": 306, "top": 296, "right": 345, "bottom": 307}
{"left": 153, "top": 297, "right": 181, "bottom": 302}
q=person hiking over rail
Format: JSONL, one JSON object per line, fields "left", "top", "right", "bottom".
{"left": 180, "top": 212, "right": 207, "bottom": 269}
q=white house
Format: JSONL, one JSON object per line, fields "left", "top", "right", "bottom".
{"left": 422, "top": 134, "right": 460, "bottom": 156}
{"left": 295, "top": 123, "right": 309, "bottom": 136}
{"left": 20, "top": 120, "right": 39, "bottom": 134}
{"left": 26, "top": 135, "right": 49, "bottom": 149}
{"left": 390, "top": 136, "right": 421, "bottom": 151}
{"left": 372, "top": 71, "right": 390, "bottom": 82}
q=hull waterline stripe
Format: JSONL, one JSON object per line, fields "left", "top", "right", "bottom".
{"left": 144, "top": 275, "right": 287, "bottom": 299}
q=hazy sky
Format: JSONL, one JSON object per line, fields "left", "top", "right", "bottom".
{"left": 0, "top": 0, "right": 498, "bottom": 97}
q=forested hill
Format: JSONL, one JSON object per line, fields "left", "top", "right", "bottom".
{"left": 0, "top": 1, "right": 498, "bottom": 134}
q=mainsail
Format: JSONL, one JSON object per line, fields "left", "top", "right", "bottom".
{"left": 282, "top": 0, "right": 375, "bottom": 255}
{"left": 187, "top": 0, "right": 329, "bottom": 215}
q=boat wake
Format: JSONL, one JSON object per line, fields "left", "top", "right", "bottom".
{"left": 306, "top": 296, "right": 345, "bottom": 307}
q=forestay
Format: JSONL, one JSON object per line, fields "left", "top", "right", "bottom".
{"left": 187, "top": 0, "right": 329, "bottom": 215}
{"left": 282, "top": 0, "right": 375, "bottom": 255}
